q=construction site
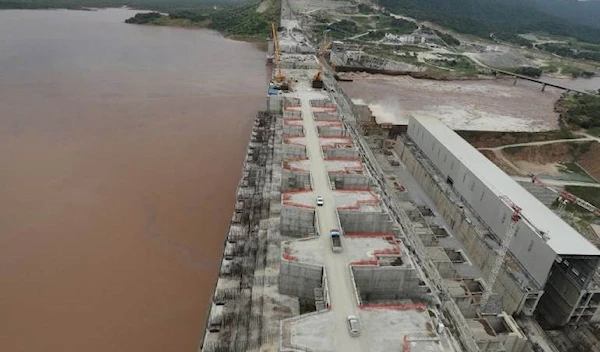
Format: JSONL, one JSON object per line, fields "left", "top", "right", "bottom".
{"left": 197, "top": 1, "right": 600, "bottom": 351}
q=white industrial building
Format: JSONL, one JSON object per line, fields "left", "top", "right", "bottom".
{"left": 406, "top": 116, "right": 600, "bottom": 326}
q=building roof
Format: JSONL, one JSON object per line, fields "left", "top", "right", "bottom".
{"left": 412, "top": 116, "right": 600, "bottom": 257}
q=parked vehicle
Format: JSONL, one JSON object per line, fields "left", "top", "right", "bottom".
{"left": 346, "top": 315, "right": 360, "bottom": 337}
{"left": 330, "top": 229, "right": 342, "bottom": 252}
{"left": 316, "top": 196, "right": 324, "bottom": 206}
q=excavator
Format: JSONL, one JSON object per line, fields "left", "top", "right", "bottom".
{"left": 270, "top": 22, "right": 289, "bottom": 91}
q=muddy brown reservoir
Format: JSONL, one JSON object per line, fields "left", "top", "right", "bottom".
{"left": 0, "top": 8, "right": 266, "bottom": 352}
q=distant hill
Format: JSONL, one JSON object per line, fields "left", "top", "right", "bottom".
{"left": 0, "top": 0, "right": 246, "bottom": 11}
{"left": 378, "top": 0, "right": 600, "bottom": 44}
{"left": 534, "top": 0, "right": 600, "bottom": 29}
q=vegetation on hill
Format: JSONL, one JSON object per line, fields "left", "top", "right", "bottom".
{"left": 208, "top": 0, "right": 279, "bottom": 39}
{"left": 433, "top": 30, "right": 459, "bottom": 46}
{"left": 565, "top": 186, "right": 600, "bottom": 209}
{"left": 377, "top": 0, "right": 600, "bottom": 45}
{"left": 512, "top": 67, "right": 543, "bottom": 78}
{"left": 534, "top": 0, "right": 600, "bottom": 30}
{"left": 493, "top": 33, "right": 533, "bottom": 48}
{"left": 327, "top": 19, "right": 360, "bottom": 39}
{"left": 379, "top": 16, "right": 418, "bottom": 34}
{"left": 125, "top": 0, "right": 279, "bottom": 40}
{"left": 560, "top": 94, "right": 600, "bottom": 129}
{"left": 538, "top": 43, "right": 600, "bottom": 64}
{"left": 125, "top": 12, "right": 162, "bottom": 24}
{"left": 0, "top": 0, "right": 244, "bottom": 11}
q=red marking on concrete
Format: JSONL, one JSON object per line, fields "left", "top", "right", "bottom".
{"left": 347, "top": 232, "right": 402, "bottom": 266}
{"left": 312, "top": 108, "right": 337, "bottom": 112}
{"left": 282, "top": 201, "right": 312, "bottom": 208}
{"left": 283, "top": 158, "right": 363, "bottom": 174}
{"left": 320, "top": 136, "right": 351, "bottom": 141}
{"left": 335, "top": 188, "right": 373, "bottom": 193}
{"left": 359, "top": 302, "right": 427, "bottom": 311}
{"left": 350, "top": 259, "right": 379, "bottom": 266}
{"left": 374, "top": 248, "right": 401, "bottom": 256}
{"left": 313, "top": 120, "right": 343, "bottom": 127}
{"left": 285, "top": 136, "right": 354, "bottom": 148}
{"left": 282, "top": 189, "right": 315, "bottom": 209}
{"left": 282, "top": 253, "right": 298, "bottom": 261}
{"left": 283, "top": 136, "right": 303, "bottom": 145}
{"left": 282, "top": 158, "right": 310, "bottom": 172}
{"left": 324, "top": 157, "right": 361, "bottom": 161}
{"left": 335, "top": 189, "right": 380, "bottom": 211}
{"left": 284, "top": 118, "right": 304, "bottom": 125}
{"left": 282, "top": 202, "right": 314, "bottom": 209}
{"left": 403, "top": 335, "right": 411, "bottom": 352}
{"left": 345, "top": 232, "right": 396, "bottom": 238}
{"left": 282, "top": 189, "right": 312, "bottom": 195}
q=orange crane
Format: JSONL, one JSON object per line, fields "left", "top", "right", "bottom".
{"left": 312, "top": 32, "right": 332, "bottom": 89}
{"left": 270, "top": 22, "right": 286, "bottom": 86}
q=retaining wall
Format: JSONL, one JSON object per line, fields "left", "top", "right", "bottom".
{"left": 323, "top": 148, "right": 360, "bottom": 159}
{"left": 280, "top": 206, "right": 315, "bottom": 237}
{"left": 267, "top": 95, "right": 283, "bottom": 113}
{"left": 283, "top": 144, "right": 306, "bottom": 159}
{"left": 339, "top": 211, "right": 395, "bottom": 233}
{"left": 317, "top": 126, "right": 346, "bottom": 137}
{"left": 283, "top": 125, "right": 303, "bottom": 136}
{"left": 281, "top": 169, "right": 311, "bottom": 191}
{"left": 279, "top": 260, "right": 323, "bottom": 300}
{"left": 352, "top": 266, "right": 426, "bottom": 302}
{"left": 331, "top": 173, "right": 370, "bottom": 190}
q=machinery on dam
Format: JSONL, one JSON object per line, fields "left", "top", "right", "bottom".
{"left": 197, "top": 1, "right": 600, "bottom": 351}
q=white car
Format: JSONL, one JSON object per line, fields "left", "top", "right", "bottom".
{"left": 316, "top": 196, "right": 324, "bottom": 206}
{"left": 346, "top": 315, "right": 360, "bottom": 337}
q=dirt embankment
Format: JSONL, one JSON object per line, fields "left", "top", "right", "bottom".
{"left": 503, "top": 141, "right": 600, "bottom": 180}
{"left": 459, "top": 130, "right": 575, "bottom": 149}
{"left": 579, "top": 143, "right": 600, "bottom": 180}
{"left": 480, "top": 150, "right": 520, "bottom": 175}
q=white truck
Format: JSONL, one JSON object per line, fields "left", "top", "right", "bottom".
{"left": 330, "top": 229, "right": 342, "bottom": 252}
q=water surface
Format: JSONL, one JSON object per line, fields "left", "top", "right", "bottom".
{"left": 0, "top": 8, "right": 266, "bottom": 351}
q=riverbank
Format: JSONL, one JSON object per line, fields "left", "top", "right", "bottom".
{"left": 124, "top": 0, "right": 279, "bottom": 42}
{"left": 0, "top": 0, "right": 239, "bottom": 12}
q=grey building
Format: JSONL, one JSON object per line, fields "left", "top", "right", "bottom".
{"left": 406, "top": 116, "right": 600, "bottom": 326}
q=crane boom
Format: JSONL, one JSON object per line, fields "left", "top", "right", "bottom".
{"left": 480, "top": 196, "right": 522, "bottom": 311}
{"left": 312, "top": 31, "right": 332, "bottom": 89}
{"left": 270, "top": 22, "right": 285, "bottom": 83}
{"left": 531, "top": 175, "right": 600, "bottom": 216}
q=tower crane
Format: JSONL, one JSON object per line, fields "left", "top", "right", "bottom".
{"left": 479, "top": 195, "right": 522, "bottom": 312}
{"left": 270, "top": 22, "right": 288, "bottom": 90}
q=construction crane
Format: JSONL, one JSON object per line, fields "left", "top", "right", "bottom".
{"left": 530, "top": 175, "right": 600, "bottom": 216}
{"left": 479, "top": 195, "right": 522, "bottom": 312}
{"left": 312, "top": 31, "right": 332, "bottom": 89}
{"left": 270, "top": 22, "right": 287, "bottom": 89}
